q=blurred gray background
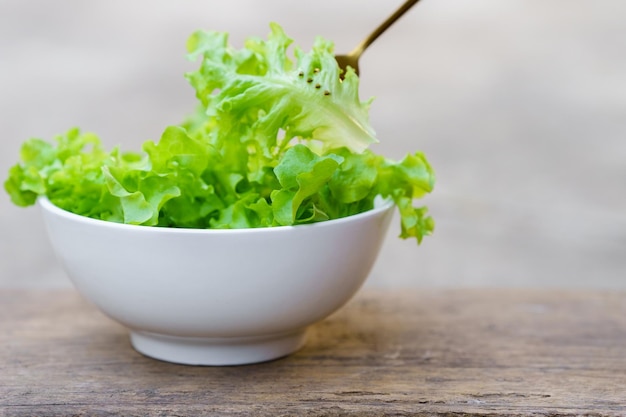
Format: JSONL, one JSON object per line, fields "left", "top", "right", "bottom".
{"left": 1, "top": 0, "right": 624, "bottom": 289}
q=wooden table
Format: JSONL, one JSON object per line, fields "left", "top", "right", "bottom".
{"left": 1, "top": 289, "right": 625, "bottom": 416}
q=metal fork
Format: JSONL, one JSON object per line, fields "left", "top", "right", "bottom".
{"left": 335, "top": 0, "right": 422, "bottom": 78}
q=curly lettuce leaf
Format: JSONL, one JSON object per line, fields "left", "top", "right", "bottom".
{"left": 185, "top": 22, "right": 377, "bottom": 154}
{"left": 271, "top": 144, "right": 343, "bottom": 225}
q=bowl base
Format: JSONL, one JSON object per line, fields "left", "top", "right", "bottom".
{"left": 129, "top": 329, "right": 307, "bottom": 366}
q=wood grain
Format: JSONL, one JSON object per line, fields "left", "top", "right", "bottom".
{"left": 1, "top": 289, "right": 625, "bottom": 416}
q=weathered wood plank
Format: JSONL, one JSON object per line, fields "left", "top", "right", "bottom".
{"left": 1, "top": 289, "right": 625, "bottom": 416}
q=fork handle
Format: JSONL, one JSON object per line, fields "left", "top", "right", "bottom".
{"left": 349, "top": 0, "right": 422, "bottom": 57}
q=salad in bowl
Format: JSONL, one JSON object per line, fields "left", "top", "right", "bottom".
{"left": 4, "top": 23, "right": 434, "bottom": 365}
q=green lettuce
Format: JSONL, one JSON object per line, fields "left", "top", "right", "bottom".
{"left": 4, "top": 23, "right": 435, "bottom": 243}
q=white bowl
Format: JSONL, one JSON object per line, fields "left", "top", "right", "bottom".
{"left": 39, "top": 197, "right": 394, "bottom": 365}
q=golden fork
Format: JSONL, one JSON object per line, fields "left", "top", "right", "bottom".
{"left": 335, "top": 0, "right": 422, "bottom": 77}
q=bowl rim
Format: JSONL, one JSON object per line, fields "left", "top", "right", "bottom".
{"left": 38, "top": 196, "right": 394, "bottom": 235}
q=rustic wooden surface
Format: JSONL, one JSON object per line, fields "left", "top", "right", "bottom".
{"left": 1, "top": 289, "right": 625, "bottom": 416}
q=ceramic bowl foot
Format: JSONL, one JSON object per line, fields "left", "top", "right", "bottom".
{"left": 130, "top": 329, "right": 307, "bottom": 366}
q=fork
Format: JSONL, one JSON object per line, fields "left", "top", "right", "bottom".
{"left": 335, "top": 0, "right": 422, "bottom": 78}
